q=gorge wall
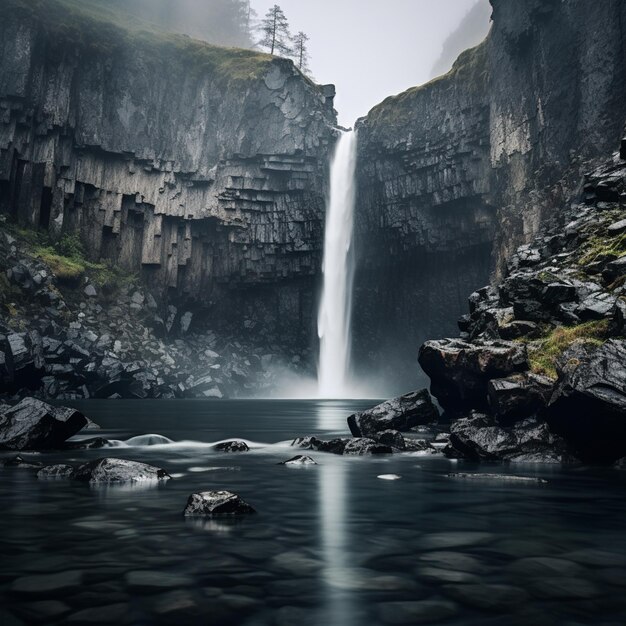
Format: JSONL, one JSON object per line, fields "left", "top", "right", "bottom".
{"left": 354, "top": 0, "right": 626, "bottom": 393}
{"left": 0, "top": 0, "right": 337, "bottom": 349}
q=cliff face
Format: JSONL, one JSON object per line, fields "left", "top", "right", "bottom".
{"left": 355, "top": 0, "right": 626, "bottom": 393}
{"left": 0, "top": 0, "right": 337, "bottom": 346}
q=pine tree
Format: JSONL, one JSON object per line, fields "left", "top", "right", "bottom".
{"left": 258, "top": 4, "right": 292, "bottom": 56}
{"left": 292, "top": 31, "right": 311, "bottom": 75}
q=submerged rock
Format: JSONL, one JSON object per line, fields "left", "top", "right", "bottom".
{"left": 62, "top": 437, "right": 110, "bottom": 450}
{"left": 183, "top": 490, "right": 255, "bottom": 516}
{"left": 213, "top": 440, "right": 249, "bottom": 453}
{"left": 548, "top": 339, "right": 626, "bottom": 463}
{"left": 291, "top": 436, "right": 348, "bottom": 455}
{"left": 0, "top": 398, "right": 87, "bottom": 450}
{"left": 347, "top": 390, "right": 439, "bottom": 437}
{"left": 279, "top": 455, "right": 317, "bottom": 466}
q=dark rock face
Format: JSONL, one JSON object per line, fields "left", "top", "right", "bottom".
{"left": 0, "top": 398, "right": 87, "bottom": 450}
{"left": 0, "top": 3, "right": 336, "bottom": 349}
{"left": 39, "top": 458, "right": 172, "bottom": 483}
{"left": 547, "top": 340, "right": 626, "bottom": 463}
{"left": 354, "top": 0, "right": 626, "bottom": 391}
{"left": 213, "top": 440, "right": 250, "bottom": 453}
{"left": 183, "top": 491, "right": 255, "bottom": 516}
{"left": 448, "top": 414, "right": 577, "bottom": 464}
{"left": 487, "top": 373, "right": 553, "bottom": 426}
{"left": 418, "top": 339, "right": 528, "bottom": 414}
{"left": 347, "top": 390, "right": 439, "bottom": 437}
{"left": 375, "top": 430, "right": 407, "bottom": 450}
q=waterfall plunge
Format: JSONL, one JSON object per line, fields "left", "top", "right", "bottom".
{"left": 317, "top": 130, "right": 358, "bottom": 398}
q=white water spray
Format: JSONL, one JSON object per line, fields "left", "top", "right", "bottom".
{"left": 317, "top": 130, "right": 358, "bottom": 398}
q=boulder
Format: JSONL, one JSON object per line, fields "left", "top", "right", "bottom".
{"left": 0, "top": 454, "right": 42, "bottom": 469}
{"left": 375, "top": 430, "right": 406, "bottom": 450}
{"left": 183, "top": 491, "right": 255, "bottom": 516}
{"left": 447, "top": 414, "right": 576, "bottom": 463}
{"left": 279, "top": 455, "right": 317, "bottom": 466}
{"left": 418, "top": 339, "right": 528, "bottom": 413}
{"left": 547, "top": 340, "right": 626, "bottom": 463}
{"left": 291, "top": 436, "right": 348, "bottom": 455}
{"left": 0, "top": 398, "right": 87, "bottom": 450}
{"left": 347, "top": 389, "right": 439, "bottom": 437}
{"left": 343, "top": 438, "right": 393, "bottom": 455}
{"left": 487, "top": 373, "right": 554, "bottom": 425}
{"left": 71, "top": 458, "right": 171, "bottom": 483}
{"left": 213, "top": 440, "right": 249, "bottom": 453}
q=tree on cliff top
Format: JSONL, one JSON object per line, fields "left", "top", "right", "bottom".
{"left": 258, "top": 4, "right": 291, "bottom": 56}
{"left": 292, "top": 31, "right": 311, "bottom": 76}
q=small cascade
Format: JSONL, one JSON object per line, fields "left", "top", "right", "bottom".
{"left": 317, "top": 130, "right": 358, "bottom": 398}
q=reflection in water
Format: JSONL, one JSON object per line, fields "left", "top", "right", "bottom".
{"left": 317, "top": 402, "right": 355, "bottom": 625}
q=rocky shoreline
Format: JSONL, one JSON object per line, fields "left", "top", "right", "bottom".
{"left": 417, "top": 151, "right": 626, "bottom": 465}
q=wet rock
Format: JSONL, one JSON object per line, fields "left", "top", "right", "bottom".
{"left": 487, "top": 372, "right": 553, "bottom": 425}
{"left": 0, "top": 398, "right": 87, "bottom": 450}
{"left": 603, "top": 255, "right": 626, "bottom": 282}
{"left": 62, "top": 437, "right": 110, "bottom": 450}
{"left": 213, "top": 440, "right": 249, "bottom": 453}
{"left": 448, "top": 414, "right": 576, "bottom": 463}
{"left": 279, "top": 455, "right": 317, "bottom": 466}
{"left": 72, "top": 458, "right": 171, "bottom": 483}
{"left": 548, "top": 339, "right": 626, "bottom": 462}
{"left": 418, "top": 339, "right": 528, "bottom": 413}
{"left": 37, "top": 464, "right": 75, "bottom": 479}
{"left": 375, "top": 430, "right": 406, "bottom": 450}
{"left": 183, "top": 490, "right": 255, "bottom": 516}
{"left": 347, "top": 390, "right": 439, "bottom": 437}
{"left": 0, "top": 455, "right": 42, "bottom": 469}
{"left": 447, "top": 472, "right": 547, "bottom": 484}
{"left": 83, "top": 284, "right": 97, "bottom": 297}
{"left": 291, "top": 436, "right": 348, "bottom": 455}
{"left": 343, "top": 438, "right": 393, "bottom": 455}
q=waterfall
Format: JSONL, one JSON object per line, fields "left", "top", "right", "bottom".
{"left": 317, "top": 130, "right": 358, "bottom": 398}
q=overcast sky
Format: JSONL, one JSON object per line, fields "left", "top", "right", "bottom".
{"left": 252, "top": 0, "right": 490, "bottom": 126}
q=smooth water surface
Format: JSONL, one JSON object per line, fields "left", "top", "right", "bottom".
{"left": 1, "top": 399, "right": 626, "bottom": 626}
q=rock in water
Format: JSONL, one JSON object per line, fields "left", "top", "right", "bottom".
{"left": 418, "top": 339, "right": 528, "bottom": 414}
{"left": 183, "top": 491, "right": 255, "bottom": 516}
{"left": 343, "top": 438, "right": 393, "bottom": 455}
{"left": 347, "top": 390, "right": 439, "bottom": 437}
{"left": 279, "top": 455, "right": 318, "bottom": 466}
{"left": 0, "top": 398, "right": 87, "bottom": 450}
{"left": 448, "top": 414, "right": 576, "bottom": 464}
{"left": 213, "top": 440, "right": 249, "bottom": 452}
{"left": 0, "top": 455, "right": 42, "bottom": 469}
{"left": 547, "top": 339, "right": 626, "bottom": 463}
{"left": 291, "top": 436, "right": 348, "bottom": 455}
{"left": 37, "top": 464, "right": 75, "bottom": 479}
{"left": 70, "top": 458, "right": 171, "bottom": 483}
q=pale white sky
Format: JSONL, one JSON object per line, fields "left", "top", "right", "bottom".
{"left": 253, "top": 0, "right": 488, "bottom": 126}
